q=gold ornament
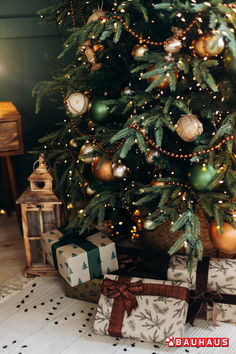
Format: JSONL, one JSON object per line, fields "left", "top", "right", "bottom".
{"left": 87, "top": 8, "right": 106, "bottom": 23}
{"left": 132, "top": 44, "right": 148, "bottom": 58}
{"left": 210, "top": 219, "right": 236, "bottom": 254}
{"left": 69, "top": 138, "right": 77, "bottom": 148}
{"left": 79, "top": 142, "right": 95, "bottom": 164}
{"left": 193, "top": 33, "right": 224, "bottom": 58}
{"left": 91, "top": 157, "right": 114, "bottom": 181}
{"left": 146, "top": 65, "right": 179, "bottom": 89}
{"left": 66, "top": 92, "right": 89, "bottom": 115}
{"left": 121, "top": 87, "right": 133, "bottom": 96}
{"left": 93, "top": 42, "right": 104, "bottom": 52}
{"left": 112, "top": 161, "right": 128, "bottom": 178}
{"left": 82, "top": 40, "right": 101, "bottom": 71}
{"left": 145, "top": 149, "right": 159, "bottom": 164}
{"left": 176, "top": 114, "right": 203, "bottom": 142}
{"left": 85, "top": 185, "right": 97, "bottom": 196}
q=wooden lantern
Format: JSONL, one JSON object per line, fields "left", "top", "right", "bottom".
{"left": 16, "top": 154, "right": 63, "bottom": 276}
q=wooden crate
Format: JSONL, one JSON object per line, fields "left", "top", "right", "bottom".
{"left": 0, "top": 102, "right": 24, "bottom": 156}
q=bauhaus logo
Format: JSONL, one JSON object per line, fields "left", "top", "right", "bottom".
{"left": 165, "top": 336, "right": 229, "bottom": 347}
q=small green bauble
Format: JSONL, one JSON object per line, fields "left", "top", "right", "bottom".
{"left": 89, "top": 98, "right": 111, "bottom": 123}
{"left": 188, "top": 163, "right": 217, "bottom": 191}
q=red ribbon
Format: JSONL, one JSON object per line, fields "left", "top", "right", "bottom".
{"left": 102, "top": 277, "right": 143, "bottom": 316}
{"left": 102, "top": 276, "right": 189, "bottom": 338}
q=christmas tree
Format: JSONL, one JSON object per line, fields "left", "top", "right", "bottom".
{"left": 33, "top": 0, "right": 236, "bottom": 270}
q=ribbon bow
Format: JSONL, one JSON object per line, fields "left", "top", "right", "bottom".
{"left": 187, "top": 290, "right": 223, "bottom": 326}
{"left": 102, "top": 278, "right": 143, "bottom": 316}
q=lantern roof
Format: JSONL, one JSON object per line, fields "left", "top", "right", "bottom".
{"left": 16, "top": 187, "right": 62, "bottom": 204}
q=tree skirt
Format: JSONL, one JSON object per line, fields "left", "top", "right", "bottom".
{"left": 0, "top": 276, "right": 235, "bottom": 354}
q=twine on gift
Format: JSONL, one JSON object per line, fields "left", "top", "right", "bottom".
{"left": 102, "top": 276, "right": 189, "bottom": 338}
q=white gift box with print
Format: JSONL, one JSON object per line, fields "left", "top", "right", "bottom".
{"left": 93, "top": 274, "right": 189, "bottom": 344}
{"left": 42, "top": 229, "right": 118, "bottom": 287}
{"left": 167, "top": 255, "right": 236, "bottom": 323}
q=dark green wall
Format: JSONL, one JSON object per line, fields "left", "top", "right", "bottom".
{"left": 0, "top": 0, "right": 64, "bottom": 206}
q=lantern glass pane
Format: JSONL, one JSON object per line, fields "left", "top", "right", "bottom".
{"left": 29, "top": 239, "right": 43, "bottom": 264}
{"left": 42, "top": 210, "right": 56, "bottom": 232}
{"left": 27, "top": 211, "right": 41, "bottom": 237}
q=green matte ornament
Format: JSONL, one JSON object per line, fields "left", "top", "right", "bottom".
{"left": 223, "top": 49, "right": 236, "bottom": 75}
{"left": 89, "top": 98, "right": 111, "bottom": 123}
{"left": 188, "top": 163, "right": 217, "bottom": 191}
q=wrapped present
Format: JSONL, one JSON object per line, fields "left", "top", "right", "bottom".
{"left": 93, "top": 275, "right": 189, "bottom": 343}
{"left": 42, "top": 229, "right": 118, "bottom": 287}
{"left": 64, "top": 278, "right": 102, "bottom": 303}
{"left": 167, "top": 255, "right": 236, "bottom": 323}
{"left": 64, "top": 246, "right": 170, "bottom": 302}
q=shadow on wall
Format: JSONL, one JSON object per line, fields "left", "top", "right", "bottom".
{"left": 0, "top": 0, "right": 65, "bottom": 206}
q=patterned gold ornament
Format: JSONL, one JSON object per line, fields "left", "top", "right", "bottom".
{"left": 66, "top": 92, "right": 89, "bottom": 115}
{"left": 193, "top": 33, "right": 224, "bottom": 58}
{"left": 132, "top": 44, "right": 148, "bottom": 58}
{"left": 146, "top": 65, "right": 179, "bottom": 89}
{"left": 176, "top": 114, "right": 203, "bottom": 142}
{"left": 79, "top": 142, "right": 95, "bottom": 164}
{"left": 91, "top": 157, "right": 114, "bottom": 181}
{"left": 87, "top": 8, "right": 106, "bottom": 23}
{"left": 164, "top": 37, "right": 182, "bottom": 55}
{"left": 145, "top": 149, "right": 159, "bottom": 164}
{"left": 112, "top": 161, "right": 128, "bottom": 178}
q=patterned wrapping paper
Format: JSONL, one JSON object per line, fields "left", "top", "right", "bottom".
{"left": 42, "top": 229, "right": 118, "bottom": 287}
{"left": 167, "top": 255, "right": 236, "bottom": 323}
{"left": 64, "top": 278, "right": 102, "bottom": 303}
{"left": 93, "top": 274, "right": 189, "bottom": 344}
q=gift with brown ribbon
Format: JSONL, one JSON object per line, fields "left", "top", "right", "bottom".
{"left": 167, "top": 255, "right": 236, "bottom": 323}
{"left": 93, "top": 275, "right": 189, "bottom": 343}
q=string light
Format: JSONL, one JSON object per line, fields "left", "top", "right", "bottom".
{"left": 101, "top": 13, "right": 201, "bottom": 47}
{"left": 129, "top": 122, "right": 236, "bottom": 159}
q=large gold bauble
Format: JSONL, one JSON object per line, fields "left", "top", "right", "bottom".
{"left": 87, "top": 9, "right": 106, "bottom": 23}
{"left": 193, "top": 33, "right": 224, "bottom": 58}
{"left": 79, "top": 143, "right": 95, "bottom": 164}
{"left": 176, "top": 114, "right": 203, "bottom": 142}
{"left": 210, "top": 219, "right": 236, "bottom": 254}
{"left": 91, "top": 157, "right": 114, "bottom": 181}
{"left": 164, "top": 37, "right": 182, "bottom": 55}
{"left": 132, "top": 44, "right": 148, "bottom": 58}
{"left": 146, "top": 65, "right": 179, "bottom": 89}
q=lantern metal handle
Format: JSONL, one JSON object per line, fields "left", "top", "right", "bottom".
{"left": 33, "top": 153, "right": 50, "bottom": 173}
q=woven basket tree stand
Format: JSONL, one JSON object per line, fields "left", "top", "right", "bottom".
{"left": 141, "top": 206, "right": 236, "bottom": 259}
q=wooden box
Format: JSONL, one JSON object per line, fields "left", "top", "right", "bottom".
{"left": 0, "top": 102, "right": 24, "bottom": 156}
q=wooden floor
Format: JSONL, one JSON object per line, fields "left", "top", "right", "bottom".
{"left": 0, "top": 213, "right": 26, "bottom": 283}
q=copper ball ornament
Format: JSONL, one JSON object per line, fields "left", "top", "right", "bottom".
{"left": 145, "top": 149, "right": 159, "bottom": 164}
{"left": 210, "top": 219, "right": 236, "bottom": 254}
{"left": 79, "top": 143, "right": 95, "bottom": 164}
{"left": 87, "top": 8, "right": 106, "bottom": 23}
{"left": 66, "top": 92, "right": 89, "bottom": 115}
{"left": 132, "top": 44, "right": 148, "bottom": 58}
{"left": 91, "top": 157, "right": 114, "bottom": 181}
{"left": 146, "top": 65, "right": 179, "bottom": 89}
{"left": 193, "top": 33, "right": 224, "bottom": 58}
{"left": 176, "top": 114, "right": 203, "bottom": 142}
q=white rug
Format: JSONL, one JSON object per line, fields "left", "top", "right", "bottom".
{"left": 0, "top": 276, "right": 235, "bottom": 354}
